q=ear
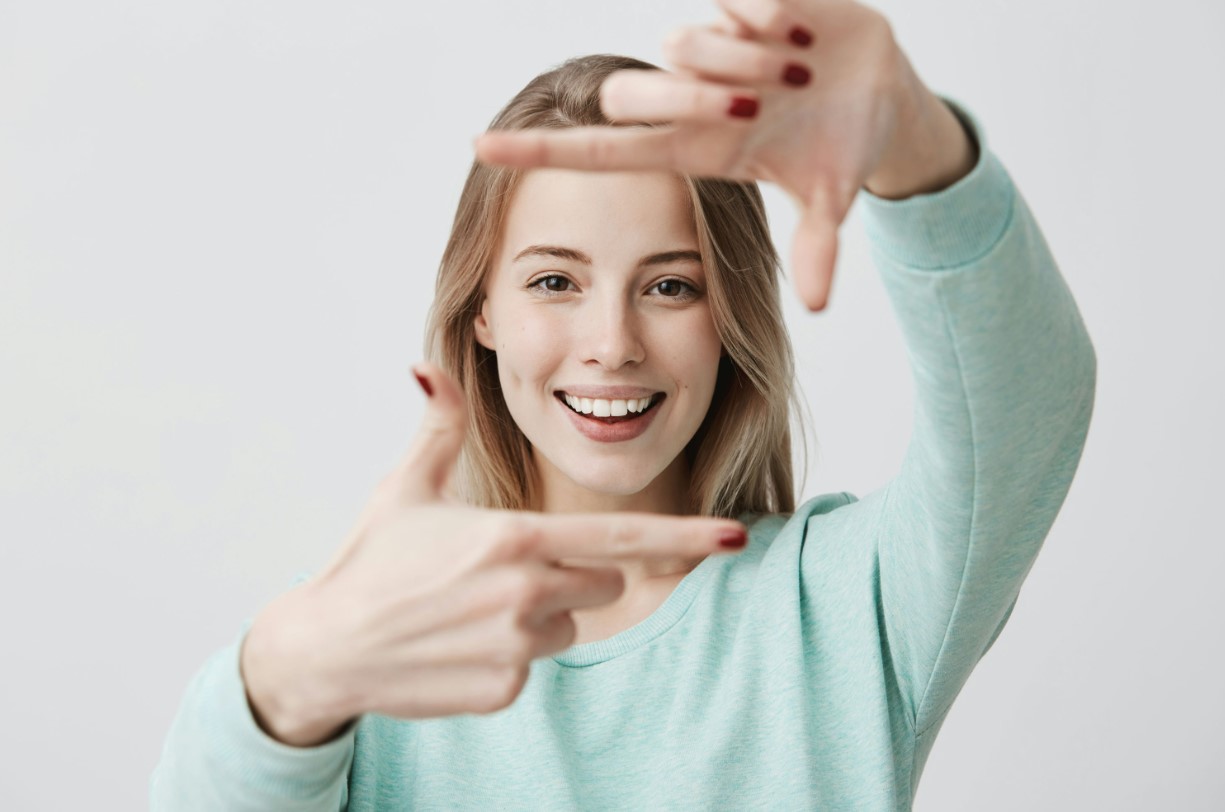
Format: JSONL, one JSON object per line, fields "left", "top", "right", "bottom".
{"left": 473, "top": 296, "right": 495, "bottom": 350}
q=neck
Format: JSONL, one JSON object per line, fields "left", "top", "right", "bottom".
{"left": 531, "top": 450, "right": 703, "bottom": 585}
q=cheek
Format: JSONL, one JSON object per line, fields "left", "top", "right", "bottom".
{"left": 673, "top": 310, "right": 722, "bottom": 365}
{"left": 499, "top": 316, "right": 566, "bottom": 375}
{"left": 654, "top": 313, "right": 722, "bottom": 393}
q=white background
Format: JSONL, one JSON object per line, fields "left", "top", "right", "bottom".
{"left": 2, "top": 0, "right": 1222, "bottom": 808}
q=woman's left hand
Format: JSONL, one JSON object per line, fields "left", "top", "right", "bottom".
{"left": 473, "top": 0, "right": 942, "bottom": 311}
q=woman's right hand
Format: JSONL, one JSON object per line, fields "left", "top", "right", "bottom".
{"left": 239, "top": 362, "right": 749, "bottom": 747}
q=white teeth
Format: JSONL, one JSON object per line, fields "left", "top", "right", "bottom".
{"left": 562, "top": 393, "right": 656, "bottom": 416}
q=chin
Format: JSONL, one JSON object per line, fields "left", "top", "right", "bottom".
{"left": 551, "top": 454, "right": 663, "bottom": 497}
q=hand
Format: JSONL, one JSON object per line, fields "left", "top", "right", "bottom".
{"left": 239, "top": 362, "right": 749, "bottom": 747}
{"left": 473, "top": 0, "right": 923, "bottom": 312}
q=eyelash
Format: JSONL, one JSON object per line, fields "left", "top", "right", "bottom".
{"left": 526, "top": 274, "right": 701, "bottom": 302}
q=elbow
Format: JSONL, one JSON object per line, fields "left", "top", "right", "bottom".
{"left": 1079, "top": 320, "right": 1098, "bottom": 420}
{"left": 1064, "top": 323, "right": 1098, "bottom": 453}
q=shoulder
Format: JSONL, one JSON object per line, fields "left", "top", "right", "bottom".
{"left": 739, "top": 491, "right": 859, "bottom": 538}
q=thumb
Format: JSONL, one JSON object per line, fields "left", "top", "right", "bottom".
{"left": 396, "top": 361, "right": 469, "bottom": 504}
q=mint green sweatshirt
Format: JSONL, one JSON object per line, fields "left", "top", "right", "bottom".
{"left": 150, "top": 97, "right": 1096, "bottom": 811}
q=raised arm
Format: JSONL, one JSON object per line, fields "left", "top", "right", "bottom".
{"left": 854, "top": 97, "right": 1096, "bottom": 739}
{"left": 465, "top": 0, "right": 1096, "bottom": 743}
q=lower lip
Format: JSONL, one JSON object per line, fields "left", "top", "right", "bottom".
{"left": 556, "top": 394, "right": 664, "bottom": 443}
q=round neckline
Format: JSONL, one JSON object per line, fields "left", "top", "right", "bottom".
{"left": 549, "top": 540, "right": 728, "bottom": 668}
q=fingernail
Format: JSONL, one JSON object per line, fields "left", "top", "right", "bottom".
{"left": 412, "top": 367, "right": 433, "bottom": 397}
{"left": 789, "top": 26, "right": 814, "bottom": 47}
{"left": 783, "top": 63, "right": 811, "bottom": 87}
{"left": 718, "top": 528, "right": 748, "bottom": 548}
{"left": 728, "top": 97, "right": 758, "bottom": 118}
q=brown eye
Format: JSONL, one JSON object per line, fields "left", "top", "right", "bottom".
{"left": 653, "top": 278, "right": 698, "bottom": 300}
{"left": 527, "top": 274, "right": 574, "bottom": 295}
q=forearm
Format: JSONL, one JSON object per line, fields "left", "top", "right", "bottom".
{"left": 150, "top": 631, "right": 355, "bottom": 811}
{"left": 864, "top": 49, "right": 980, "bottom": 201}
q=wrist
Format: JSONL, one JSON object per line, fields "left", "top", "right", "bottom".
{"left": 864, "top": 51, "right": 979, "bottom": 201}
{"left": 240, "top": 590, "right": 358, "bottom": 747}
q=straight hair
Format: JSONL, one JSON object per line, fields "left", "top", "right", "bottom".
{"left": 424, "top": 54, "right": 809, "bottom": 518}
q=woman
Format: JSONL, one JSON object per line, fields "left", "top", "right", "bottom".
{"left": 151, "top": 0, "right": 1096, "bottom": 808}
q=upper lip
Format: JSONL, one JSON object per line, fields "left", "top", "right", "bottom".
{"left": 554, "top": 386, "right": 664, "bottom": 399}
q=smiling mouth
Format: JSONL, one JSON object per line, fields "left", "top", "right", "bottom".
{"left": 553, "top": 392, "right": 666, "bottom": 423}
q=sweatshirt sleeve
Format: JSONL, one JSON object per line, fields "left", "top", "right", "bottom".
{"left": 851, "top": 96, "right": 1097, "bottom": 737}
{"left": 149, "top": 618, "right": 356, "bottom": 811}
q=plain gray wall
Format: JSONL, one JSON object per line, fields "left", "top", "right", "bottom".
{"left": 2, "top": 0, "right": 1222, "bottom": 808}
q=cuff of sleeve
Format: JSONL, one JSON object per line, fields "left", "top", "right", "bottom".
{"left": 207, "top": 622, "right": 356, "bottom": 798}
{"left": 855, "top": 95, "right": 1016, "bottom": 271}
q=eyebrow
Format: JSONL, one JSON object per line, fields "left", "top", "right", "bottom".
{"left": 511, "top": 245, "right": 703, "bottom": 267}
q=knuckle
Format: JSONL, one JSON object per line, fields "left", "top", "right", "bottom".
{"left": 493, "top": 567, "right": 535, "bottom": 608}
{"left": 605, "top": 519, "right": 642, "bottom": 555}
{"left": 601, "top": 567, "right": 627, "bottom": 596}
{"left": 482, "top": 666, "right": 528, "bottom": 712}
{"left": 662, "top": 28, "right": 696, "bottom": 61}
{"left": 755, "top": 51, "right": 778, "bottom": 81}
{"left": 508, "top": 569, "right": 545, "bottom": 610}
{"left": 504, "top": 628, "right": 537, "bottom": 664}
{"left": 586, "top": 136, "right": 615, "bottom": 170}
{"left": 487, "top": 514, "right": 538, "bottom": 557}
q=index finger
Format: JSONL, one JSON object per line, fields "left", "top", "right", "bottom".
{"left": 508, "top": 511, "right": 749, "bottom": 562}
{"left": 474, "top": 125, "right": 678, "bottom": 172}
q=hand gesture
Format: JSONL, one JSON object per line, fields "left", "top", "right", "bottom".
{"left": 239, "top": 362, "right": 749, "bottom": 746}
{"left": 473, "top": 0, "right": 919, "bottom": 311}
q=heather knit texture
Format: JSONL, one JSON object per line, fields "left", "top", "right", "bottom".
{"left": 150, "top": 96, "right": 1096, "bottom": 811}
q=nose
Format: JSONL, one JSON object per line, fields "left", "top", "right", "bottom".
{"left": 580, "top": 292, "right": 645, "bottom": 370}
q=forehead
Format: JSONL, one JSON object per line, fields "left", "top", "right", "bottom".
{"left": 498, "top": 169, "right": 697, "bottom": 260}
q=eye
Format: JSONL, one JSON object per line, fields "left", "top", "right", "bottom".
{"left": 526, "top": 274, "right": 574, "bottom": 295}
{"left": 654, "top": 278, "right": 697, "bottom": 299}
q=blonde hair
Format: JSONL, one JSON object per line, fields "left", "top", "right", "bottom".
{"left": 424, "top": 54, "right": 808, "bottom": 519}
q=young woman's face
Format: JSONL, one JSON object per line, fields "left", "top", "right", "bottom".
{"left": 474, "top": 169, "right": 723, "bottom": 508}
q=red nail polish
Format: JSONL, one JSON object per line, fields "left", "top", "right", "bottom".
{"left": 413, "top": 370, "right": 433, "bottom": 397}
{"left": 783, "top": 63, "right": 811, "bottom": 86}
{"left": 719, "top": 528, "right": 748, "bottom": 548}
{"left": 789, "top": 26, "right": 814, "bottom": 47}
{"left": 728, "top": 97, "right": 758, "bottom": 118}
